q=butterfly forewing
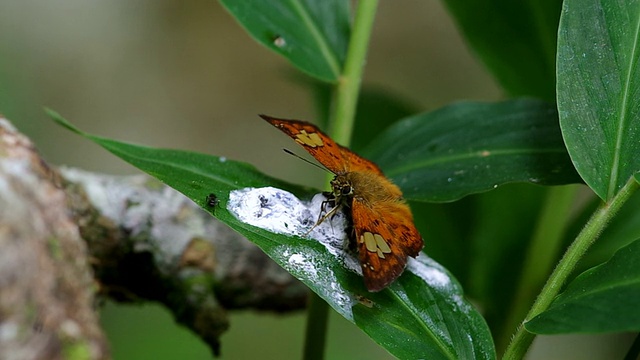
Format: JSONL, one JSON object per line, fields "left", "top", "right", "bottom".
{"left": 260, "top": 115, "right": 383, "bottom": 175}
{"left": 339, "top": 146, "right": 384, "bottom": 175}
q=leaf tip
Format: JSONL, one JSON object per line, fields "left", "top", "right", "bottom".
{"left": 45, "top": 108, "right": 83, "bottom": 135}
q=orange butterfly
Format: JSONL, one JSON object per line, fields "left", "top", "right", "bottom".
{"left": 261, "top": 115, "right": 424, "bottom": 292}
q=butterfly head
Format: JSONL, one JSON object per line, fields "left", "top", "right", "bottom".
{"left": 330, "top": 175, "right": 354, "bottom": 202}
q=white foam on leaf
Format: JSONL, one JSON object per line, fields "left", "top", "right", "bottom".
{"left": 277, "top": 248, "right": 355, "bottom": 320}
{"left": 227, "top": 187, "right": 478, "bottom": 324}
{"left": 227, "top": 187, "right": 362, "bottom": 275}
{"left": 407, "top": 253, "right": 451, "bottom": 289}
{"left": 227, "top": 187, "right": 360, "bottom": 318}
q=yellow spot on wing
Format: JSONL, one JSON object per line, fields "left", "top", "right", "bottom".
{"left": 308, "top": 132, "right": 324, "bottom": 146}
{"left": 363, "top": 232, "right": 377, "bottom": 252}
{"left": 374, "top": 234, "right": 391, "bottom": 253}
{"left": 363, "top": 231, "right": 393, "bottom": 259}
{"left": 295, "top": 132, "right": 322, "bottom": 147}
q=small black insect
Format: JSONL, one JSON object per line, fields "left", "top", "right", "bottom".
{"left": 205, "top": 193, "right": 219, "bottom": 214}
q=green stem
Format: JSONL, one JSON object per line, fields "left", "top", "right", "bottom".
{"left": 303, "top": 292, "right": 330, "bottom": 360}
{"left": 497, "top": 186, "right": 578, "bottom": 353}
{"left": 502, "top": 177, "right": 639, "bottom": 359}
{"left": 303, "top": 2, "right": 379, "bottom": 359}
{"left": 329, "top": 0, "right": 379, "bottom": 145}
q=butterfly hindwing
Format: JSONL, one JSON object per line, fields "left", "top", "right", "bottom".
{"left": 351, "top": 197, "right": 423, "bottom": 291}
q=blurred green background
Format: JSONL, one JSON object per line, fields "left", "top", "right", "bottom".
{"left": 1, "top": 1, "right": 630, "bottom": 359}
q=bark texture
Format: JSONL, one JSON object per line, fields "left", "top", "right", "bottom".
{"left": 0, "top": 118, "right": 108, "bottom": 359}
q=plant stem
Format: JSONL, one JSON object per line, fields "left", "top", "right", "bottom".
{"left": 329, "top": 0, "right": 379, "bottom": 145}
{"left": 624, "top": 332, "right": 640, "bottom": 360}
{"left": 497, "top": 185, "right": 578, "bottom": 352}
{"left": 303, "top": 292, "right": 330, "bottom": 360}
{"left": 303, "top": 2, "right": 379, "bottom": 359}
{"left": 502, "top": 177, "right": 639, "bottom": 359}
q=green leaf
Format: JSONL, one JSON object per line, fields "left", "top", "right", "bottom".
{"left": 409, "top": 199, "right": 475, "bottom": 285}
{"left": 51, "top": 111, "right": 495, "bottom": 360}
{"left": 352, "top": 256, "right": 495, "bottom": 360}
{"left": 442, "top": 0, "right": 562, "bottom": 100}
{"left": 557, "top": 0, "right": 640, "bottom": 201}
{"left": 362, "top": 98, "right": 581, "bottom": 202}
{"left": 526, "top": 238, "right": 640, "bottom": 334}
{"left": 219, "top": 0, "right": 349, "bottom": 82}
{"left": 47, "top": 109, "right": 313, "bottom": 215}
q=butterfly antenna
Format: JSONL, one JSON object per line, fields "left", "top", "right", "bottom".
{"left": 282, "top": 148, "right": 330, "bottom": 173}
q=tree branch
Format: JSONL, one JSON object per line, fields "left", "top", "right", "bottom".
{"left": 0, "top": 117, "right": 108, "bottom": 359}
{"left": 0, "top": 115, "right": 308, "bottom": 358}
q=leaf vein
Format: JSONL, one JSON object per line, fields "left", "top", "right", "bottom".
{"left": 288, "top": 0, "right": 342, "bottom": 79}
{"left": 384, "top": 147, "right": 569, "bottom": 177}
{"left": 608, "top": 5, "right": 640, "bottom": 199}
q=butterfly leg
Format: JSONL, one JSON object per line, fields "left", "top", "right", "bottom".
{"left": 303, "top": 200, "right": 343, "bottom": 236}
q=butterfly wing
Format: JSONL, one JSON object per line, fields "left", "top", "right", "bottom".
{"left": 262, "top": 114, "right": 423, "bottom": 291}
{"left": 261, "top": 115, "right": 383, "bottom": 175}
{"left": 351, "top": 197, "right": 423, "bottom": 292}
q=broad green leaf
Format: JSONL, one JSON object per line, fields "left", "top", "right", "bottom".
{"left": 526, "top": 238, "right": 640, "bottom": 334}
{"left": 362, "top": 98, "right": 582, "bottom": 202}
{"left": 410, "top": 185, "right": 549, "bottom": 348}
{"left": 557, "top": 0, "right": 640, "bottom": 200}
{"left": 442, "top": 0, "right": 562, "bottom": 100}
{"left": 220, "top": 0, "right": 349, "bottom": 82}
{"left": 47, "top": 110, "right": 311, "bottom": 218}
{"left": 409, "top": 199, "right": 475, "bottom": 284}
{"left": 51, "top": 111, "right": 496, "bottom": 360}
{"left": 352, "top": 256, "right": 495, "bottom": 359}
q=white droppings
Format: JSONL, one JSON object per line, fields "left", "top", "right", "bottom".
{"left": 228, "top": 187, "right": 314, "bottom": 235}
{"left": 227, "top": 187, "right": 360, "bottom": 273}
{"left": 227, "top": 187, "right": 477, "bottom": 322}
{"left": 288, "top": 253, "right": 306, "bottom": 265}
{"left": 227, "top": 187, "right": 360, "bottom": 318}
{"left": 278, "top": 247, "right": 355, "bottom": 320}
{"left": 407, "top": 253, "right": 451, "bottom": 289}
